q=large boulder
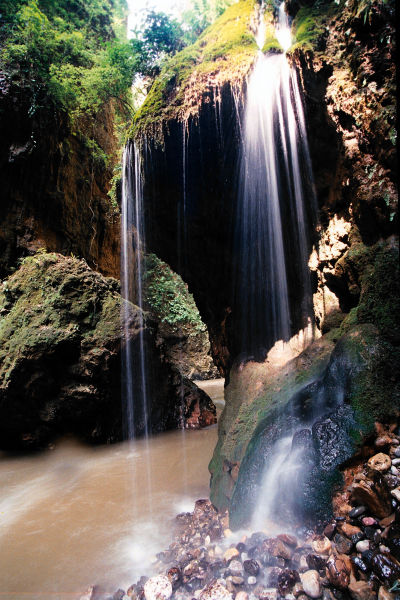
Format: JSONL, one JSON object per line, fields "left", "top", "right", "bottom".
{"left": 0, "top": 252, "right": 215, "bottom": 450}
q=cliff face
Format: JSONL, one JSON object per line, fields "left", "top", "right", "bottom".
{"left": 129, "top": 0, "right": 398, "bottom": 525}
{"left": 0, "top": 80, "right": 120, "bottom": 279}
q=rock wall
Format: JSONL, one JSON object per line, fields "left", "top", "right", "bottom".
{"left": 0, "top": 79, "right": 120, "bottom": 279}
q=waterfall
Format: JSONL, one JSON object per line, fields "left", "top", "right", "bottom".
{"left": 234, "top": 2, "right": 318, "bottom": 529}
{"left": 234, "top": 2, "right": 316, "bottom": 360}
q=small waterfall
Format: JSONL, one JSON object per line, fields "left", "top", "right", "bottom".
{"left": 234, "top": 2, "right": 316, "bottom": 359}
{"left": 235, "top": 3, "right": 318, "bottom": 528}
{"left": 121, "top": 141, "right": 153, "bottom": 512}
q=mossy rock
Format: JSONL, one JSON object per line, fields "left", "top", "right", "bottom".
{"left": 0, "top": 252, "right": 214, "bottom": 449}
{"left": 228, "top": 323, "right": 399, "bottom": 529}
{"left": 131, "top": 0, "right": 259, "bottom": 136}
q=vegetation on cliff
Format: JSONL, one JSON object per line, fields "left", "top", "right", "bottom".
{"left": 131, "top": 0, "right": 258, "bottom": 134}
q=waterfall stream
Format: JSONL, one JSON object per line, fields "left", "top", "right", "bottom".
{"left": 236, "top": 3, "right": 318, "bottom": 529}
{"left": 234, "top": 2, "right": 316, "bottom": 360}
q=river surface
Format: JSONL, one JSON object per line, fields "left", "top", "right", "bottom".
{"left": 0, "top": 379, "right": 224, "bottom": 599}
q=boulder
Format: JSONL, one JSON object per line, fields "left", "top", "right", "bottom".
{"left": 0, "top": 253, "right": 215, "bottom": 449}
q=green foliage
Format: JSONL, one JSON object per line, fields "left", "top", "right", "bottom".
{"left": 291, "top": 1, "right": 336, "bottom": 52}
{"left": 0, "top": 0, "right": 135, "bottom": 121}
{"left": 142, "top": 254, "right": 205, "bottom": 332}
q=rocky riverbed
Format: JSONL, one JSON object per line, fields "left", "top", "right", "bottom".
{"left": 82, "top": 420, "right": 400, "bottom": 600}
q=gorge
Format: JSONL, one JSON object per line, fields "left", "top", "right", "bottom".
{"left": 0, "top": 0, "right": 398, "bottom": 598}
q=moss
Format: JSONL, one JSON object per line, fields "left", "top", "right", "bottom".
{"left": 0, "top": 252, "right": 123, "bottom": 385}
{"left": 290, "top": 1, "right": 337, "bottom": 53}
{"left": 143, "top": 253, "right": 206, "bottom": 333}
{"left": 261, "top": 13, "right": 282, "bottom": 53}
{"left": 131, "top": 0, "right": 258, "bottom": 135}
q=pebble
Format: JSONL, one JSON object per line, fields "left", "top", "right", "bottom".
{"left": 333, "top": 534, "right": 352, "bottom": 555}
{"left": 348, "top": 580, "right": 376, "bottom": 600}
{"left": 312, "top": 537, "right": 331, "bottom": 555}
{"left": 378, "top": 587, "right": 395, "bottom": 600}
{"left": 368, "top": 453, "right": 391, "bottom": 472}
{"left": 356, "top": 540, "right": 370, "bottom": 553}
{"left": 144, "top": 575, "right": 172, "bottom": 600}
{"left": 199, "top": 581, "right": 232, "bottom": 600}
{"left": 361, "top": 517, "right": 377, "bottom": 526}
{"left": 229, "top": 560, "right": 243, "bottom": 576}
{"left": 224, "top": 548, "right": 240, "bottom": 562}
{"left": 247, "top": 576, "right": 257, "bottom": 585}
{"left": 257, "top": 588, "right": 278, "bottom": 600}
{"left": 323, "top": 523, "right": 336, "bottom": 540}
{"left": 340, "top": 523, "right": 361, "bottom": 537}
{"left": 348, "top": 506, "right": 366, "bottom": 518}
{"left": 390, "top": 487, "right": 400, "bottom": 502}
{"left": 391, "top": 466, "right": 399, "bottom": 476}
{"left": 300, "top": 570, "right": 321, "bottom": 598}
{"left": 326, "top": 554, "right": 351, "bottom": 589}
{"left": 235, "top": 593, "right": 249, "bottom": 600}
{"left": 371, "top": 553, "right": 400, "bottom": 585}
{"left": 224, "top": 529, "right": 234, "bottom": 538}
{"left": 243, "top": 559, "right": 260, "bottom": 576}
{"left": 392, "top": 458, "right": 400, "bottom": 465}
{"left": 395, "top": 447, "right": 400, "bottom": 457}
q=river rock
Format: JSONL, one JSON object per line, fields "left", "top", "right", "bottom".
{"left": 243, "top": 559, "right": 260, "bottom": 576}
{"left": 199, "top": 581, "right": 232, "bottom": 600}
{"left": 257, "top": 588, "right": 278, "bottom": 600}
{"left": 312, "top": 537, "right": 331, "bottom": 555}
{"left": 348, "top": 581, "right": 377, "bottom": 600}
{"left": 144, "top": 575, "right": 172, "bottom": 600}
{"left": 378, "top": 587, "right": 395, "bottom": 600}
{"left": 340, "top": 523, "right": 361, "bottom": 537}
{"left": 351, "top": 480, "right": 392, "bottom": 519}
{"left": 390, "top": 487, "right": 400, "bottom": 502}
{"left": 224, "top": 548, "right": 240, "bottom": 562}
{"left": 235, "top": 593, "right": 249, "bottom": 600}
{"left": 349, "top": 506, "right": 366, "bottom": 518}
{"left": 278, "top": 570, "right": 300, "bottom": 595}
{"left": 228, "top": 560, "right": 243, "bottom": 576}
{"left": 371, "top": 553, "right": 400, "bottom": 585}
{"left": 248, "top": 576, "right": 257, "bottom": 585}
{"left": 326, "top": 554, "right": 351, "bottom": 589}
{"left": 300, "top": 570, "right": 321, "bottom": 598}
{"left": 333, "top": 534, "right": 353, "bottom": 555}
{"left": 356, "top": 540, "right": 370, "bottom": 553}
{"left": 267, "top": 539, "right": 293, "bottom": 560}
{"left": 278, "top": 534, "right": 298, "bottom": 547}
{"left": 368, "top": 454, "right": 391, "bottom": 472}
{"left": 306, "top": 555, "right": 327, "bottom": 571}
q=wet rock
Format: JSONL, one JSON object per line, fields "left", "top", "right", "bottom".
{"left": 167, "top": 567, "right": 181, "bottom": 589}
{"left": 306, "top": 555, "right": 327, "bottom": 572}
{"left": 356, "top": 540, "right": 370, "bottom": 553}
{"left": 340, "top": 523, "right": 362, "bottom": 538}
{"left": 113, "top": 591, "right": 126, "bottom": 600}
{"left": 375, "top": 436, "right": 393, "bottom": 449}
{"left": 199, "top": 581, "right": 232, "bottom": 600}
{"left": 390, "top": 488, "right": 400, "bottom": 502}
{"left": 266, "top": 567, "right": 283, "bottom": 587}
{"left": 333, "top": 534, "right": 353, "bottom": 555}
{"left": 300, "top": 570, "right": 321, "bottom": 598}
{"left": 351, "top": 556, "right": 369, "bottom": 574}
{"left": 326, "top": 554, "right": 351, "bottom": 589}
{"left": 368, "top": 454, "right": 391, "bottom": 473}
{"left": 248, "top": 576, "right": 257, "bottom": 586}
{"left": 352, "top": 532, "right": 365, "bottom": 545}
{"left": 349, "top": 507, "right": 366, "bottom": 518}
{"left": 231, "top": 576, "right": 244, "bottom": 585}
{"left": 323, "top": 523, "right": 337, "bottom": 540}
{"left": 278, "top": 534, "right": 298, "bottom": 547}
{"left": 235, "top": 592, "right": 249, "bottom": 600}
{"left": 348, "top": 581, "right": 376, "bottom": 600}
{"left": 378, "top": 587, "right": 395, "bottom": 600}
{"left": 312, "top": 537, "right": 332, "bottom": 555}
{"left": 236, "top": 543, "right": 247, "bottom": 553}
{"left": 228, "top": 560, "right": 243, "bottom": 577}
{"left": 362, "top": 518, "right": 377, "bottom": 527}
{"left": 351, "top": 481, "right": 392, "bottom": 519}
{"left": 144, "top": 575, "right": 172, "bottom": 600}
{"left": 224, "top": 548, "right": 240, "bottom": 562}
{"left": 371, "top": 553, "right": 400, "bottom": 585}
{"left": 379, "top": 514, "right": 395, "bottom": 528}
{"left": 256, "top": 588, "right": 278, "bottom": 600}
{"left": 266, "top": 539, "right": 293, "bottom": 560}
{"left": 278, "top": 570, "right": 300, "bottom": 595}
{"left": 243, "top": 560, "right": 260, "bottom": 576}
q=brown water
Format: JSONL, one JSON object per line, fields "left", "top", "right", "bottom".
{"left": 0, "top": 379, "right": 224, "bottom": 600}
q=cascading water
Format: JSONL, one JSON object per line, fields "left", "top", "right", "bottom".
{"left": 234, "top": 2, "right": 316, "bottom": 360}
{"left": 234, "top": 2, "right": 318, "bottom": 529}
